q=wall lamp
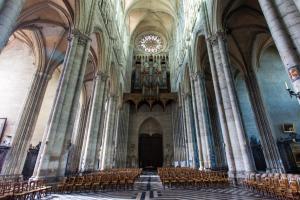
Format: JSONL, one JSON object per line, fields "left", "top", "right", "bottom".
{"left": 285, "top": 82, "right": 300, "bottom": 100}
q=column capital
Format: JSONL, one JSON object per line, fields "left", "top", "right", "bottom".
{"left": 207, "top": 30, "right": 228, "bottom": 45}
{"left": 216, "top": 30, "right": 227, "bottom": 41}
{"left": 68, "top": 29, "right": 91, "bottom": 45}
{"left": 207, "top": 34, "right": 218, "bottom": 46}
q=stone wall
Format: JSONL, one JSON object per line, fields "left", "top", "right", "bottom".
{"left": 257, "top": 46, "right": 300, "bottom": 140}
{"left": 31, "top": 68, "right": 60, "bottom": 146}
{"left": 0, "top": 37, "right": 61, "bottom": 147}
{"left": 0, "top": 38, "right": 35, "bottom": 145}
{"left": 127, "top": 104, "right": 174, "bottom": 168}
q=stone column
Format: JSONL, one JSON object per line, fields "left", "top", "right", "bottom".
{"left": 202, "top": 4, "right": 236, "bottom": 176}
{"left": 217, "top": 33, "right": 255, "bottom": 173}
{"left": 179, "top": 103, "right": 188, "bottom": 166}
{"left": 199, "top": 75, "right": 218, "bottom": 169}
{"left": 81, "top": 72, "right": 108, "bottom": 172}
{"left": 203, "top": 33, "right": 236, "bottom": 177}
{"left": 208, "top": 40, "right": 236, "bottom": 177}
{"left": 112, "top": 109, "right": 120, "bottom": 168}
{"left": 100, "top": 95, "right": 117, "bottom": 169}
{"left": 211, "top": 38, "right": 247, "bottom": 173}
{"left": 182, "top": 93, "right": 195, "bottom": 167}
{"left": 0, "top": 0, "right": 26, "bottom": 52}
{"left": 172, "top": 105, "right": 181, "bottom": 165}
{"left": 114, "top": 111, "right": 122, "bottom": 168}
{"left": 258, "top": 0, "right": 300, "bottom": 92}
{"left": 123, "top": 105, "right": 130, "bottom": 167}
{"left": 174, "top": 108, "right": 179, "bottom": 164}
{"left": 194, "top": 74, "right": 212, "bottom": 169}
{"left": 245, "top": 72, "right": 285, "bottom": 172}
{"left": 1, "top": 71, "right": 51, "bottom": 175}
{"left": 273, "top": 0, "right": 300, "bottom": 56}
{"left": 178, "top": 102, "right": 188, "bottom": 166}
{"left": 117, "top": 106, "right": 129, "bottom": 168}
{"left": 0, "top": 1, "right": 5, "bottom": 10}
{"left": 190, "top": 79, "right": 204, "bottom": 170}
{"left": 66, "top": 100, "right": 90, "bottom": 175}
{"left": 32, "top": 29, "right": 91, "bottom": 180}
{"left": 95, "top": 81, "right": 109, "bottom": 170}
{"left": 78, "top": 92, "right": 95, "bottom": 172}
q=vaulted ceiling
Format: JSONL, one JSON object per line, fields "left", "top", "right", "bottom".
{"left": 124, "top": 0, "right": 178, "bottom": 45}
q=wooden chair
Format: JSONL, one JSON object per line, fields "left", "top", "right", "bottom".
{"left": 286, "top": 180, "right": 300, "bottom": 200}
{"left": 12, "top": 182, "right": 29, "bottom": 200}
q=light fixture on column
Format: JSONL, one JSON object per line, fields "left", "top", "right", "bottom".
{"left": 285, "top": 82, "right": 300, "bottom": 100}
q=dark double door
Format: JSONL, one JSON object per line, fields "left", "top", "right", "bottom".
{"left": 139, "top": 134, "right": 163, "bottom": 169}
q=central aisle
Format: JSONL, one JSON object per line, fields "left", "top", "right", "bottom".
{"left": 135, "top": 171, "right": 163, "bottom": 199}
{"left": 45, "top": 171, "right": 274, "bottom": 200}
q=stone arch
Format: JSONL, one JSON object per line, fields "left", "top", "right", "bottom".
{"left": 151, "top": 101, "right": 164, "bottom": 112}
{"left": 139, "top": 117, "right": 163, "bottom": 136}
{"left": 17, "top": 1, "right": 74, "bottom": 31}
{"left": 138, "top": 117, "right": 163, "bottom": 168}
{"left": 137, "top": 101, "right": 151, "bottom": 112}
{"left": 90, "top": 29, "right": 108, "bottom": 73}
{"left": 194, "top": 34, "right": 208, "bottom": 74}
{"left": 0, "top": 34, "right": 38, "bottom": 143}
{"left": 183, "top": 64, "right": 192, "bottom": 95}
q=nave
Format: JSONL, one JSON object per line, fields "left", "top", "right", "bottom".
{"left": 1, "top": 0, "right": 300, "bottom": 200}
{"left": 45, "top": 171, "right": 271, "bottom": 200}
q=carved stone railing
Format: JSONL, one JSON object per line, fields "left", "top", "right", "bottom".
{"left": 123, "top": 92, "right": 177, "bottom": 110}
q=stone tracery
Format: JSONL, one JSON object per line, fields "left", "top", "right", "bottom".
{"left": 136, "top": 33, "right": 164, "bottom": 54}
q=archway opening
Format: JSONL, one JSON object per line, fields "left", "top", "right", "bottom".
{"left": 139, "top": 134, "right": 163, "bottom": 169}
{"left": 138, "top": 118, "right": 163, "bottom": 169}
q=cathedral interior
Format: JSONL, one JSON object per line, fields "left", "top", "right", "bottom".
{"left": 1, "top": 0, "right": 300, "bottom": 199}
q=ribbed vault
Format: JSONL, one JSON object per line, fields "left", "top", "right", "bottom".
{"left": 124, "top": 0, "right": 178, "bottom": 51}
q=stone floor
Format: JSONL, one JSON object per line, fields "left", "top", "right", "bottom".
{"left": 43, "top": 171, "right": 275, "bottom": 200}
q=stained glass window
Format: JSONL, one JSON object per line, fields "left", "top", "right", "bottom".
{"left": 137, "top": 34, "right": 163, "bottom": 53}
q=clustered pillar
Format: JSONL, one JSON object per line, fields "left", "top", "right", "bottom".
{"left": 81, "top": 72, "right": 108, "bottom": 172}
{"left": 100, "top": 95, "right": 118, "bottom": 169}
{"left": 66, "top": 99, "right": 90, "bottom": 175}
{"left": 32, "top": 29, "right": 92, "bottom": 180}
{"left": 193, "top": 73, "right": 213, "bottom": 170}
{"left": 1, "top": 72, "right": 51, "bottom": 176}
{"left": 183, "top": 93, "right": 196, "bottom": 168}
{"left": 190, "top": 80, "right": 204, "bottom": 170}
{"left": 258, "top": 0, "right": 300, "bottom": 93}
{"left": 0, "top": 0, "right": 26, "bottom": 52}
{"left": 200, "top": 4, "right": 257, "bottom": 180}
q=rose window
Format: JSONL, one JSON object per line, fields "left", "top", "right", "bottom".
{"left": 137, "top": 34, "right": 164, "bottom": 53}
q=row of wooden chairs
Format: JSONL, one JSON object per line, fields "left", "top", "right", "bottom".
{"left": 55, "top": 168, "right": 142, "bottom": 193}
{"left": 158, "top": 167, "right": 228, "bottom": 189}
{"left": 243, "top": 173, "right": 300, "bottom": 200}
{"left": 0, "top": 180, "right": 52, "bottom": 200}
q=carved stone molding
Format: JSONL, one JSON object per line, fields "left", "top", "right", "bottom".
{"left": 207, "top": 34, "right": 218, "bottom": 46}
{"left": 68, "top": 29, "right": 91, "bottom": 45}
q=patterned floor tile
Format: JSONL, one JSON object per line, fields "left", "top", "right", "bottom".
{"left": 43, "top": 171, "right": 275, "bottom": 200}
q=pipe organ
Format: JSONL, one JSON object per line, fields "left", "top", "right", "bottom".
{"left": 132, "top": 54, "right": 170, "bottom": 97}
